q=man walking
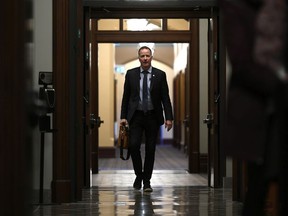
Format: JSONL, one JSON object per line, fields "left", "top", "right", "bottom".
{"left": 120, "top": 45, "right": 173, "bottom": 192}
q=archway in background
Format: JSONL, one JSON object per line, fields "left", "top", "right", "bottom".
{"left": 98, "top": 42, "right": 189, "bottom": 171}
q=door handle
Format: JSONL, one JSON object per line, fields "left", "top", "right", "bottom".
{"left": 83, "top": 96, "right": 89, "bottom": 104}
{"left": 203, "top": 114, "right": 213, "bottom": 128}
{"left": 90, "top": 114, "right": 104, "bottom": 128}
{"left": 183, "top": 115, "right": 189, "bottom": 127}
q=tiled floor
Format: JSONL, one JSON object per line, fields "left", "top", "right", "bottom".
{"left": 33, "top": 170, "right": 243, "bottom": 216}
{"left": 33, "top": 146, "right": 243, "bottom": 215}
{"left": 99, "top": 145, "right": 189, "bottom": 171}
{"left": 93, "top": 170, "right": 207, "bottom": 187}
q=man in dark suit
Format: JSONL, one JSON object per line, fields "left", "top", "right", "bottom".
{"left": 120, "top": 45, "right": 173, "bottom": 192}
{"left": 220, "top": 0, "right": 288, "bottom": 215}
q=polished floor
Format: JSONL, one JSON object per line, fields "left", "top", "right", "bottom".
{"left": 33, "top": 145, "right": 243, "bottom": 215}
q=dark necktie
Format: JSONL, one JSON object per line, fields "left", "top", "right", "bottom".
{"left": 142, "top": 71, "right": 148, "bottom": 112}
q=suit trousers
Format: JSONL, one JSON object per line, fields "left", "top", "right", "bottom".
{"left": 129, "top": 110, "right": 160, "bottom": 184}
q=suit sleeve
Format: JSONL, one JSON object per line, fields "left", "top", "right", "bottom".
{"left": 120, "top": 71, "right": 130, "bottom": 119}
{"left": 161, "top": 72, "right": 174, "bottom": 121}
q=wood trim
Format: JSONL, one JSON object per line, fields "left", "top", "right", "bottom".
{"left": 1, "top": 0, "right": 32, "bottom": 214}
{"left": 173, "top": 74, "right": 182, "bottom": 149}
{"left": 99, "top": 147, "right": 116, "bottom": 158}
{"left": 51, "top": 180, "right": 71, "bottom": 204}
{"left": 52, "top": 0, "right": 85, "bottom": 202}
{"left": 84, "top": 7, "right": 92, "bottom": 188}
{"left": 218, "top": 12, "right": 227, "bottom": 185}
{"left": 94, "top": 31, "right": 192, "bottom": 43}
{"left": 75, "top": 0, "right": 84, "bottom": 201}
{"left": 188, "top": 19, "right": 200, "bottom": 173}
{"left": 88, "top": 7, "right": 218, "bottom": 176}
{"left": 200, "top": 154, "right": 208, "bottom": 173}
{"left": 90, "top": 19, "right": 99, "bottom": 174}
{"left": 52, "top": 0, "right": 72, "bottom": 203}
{"left": 207, "top": 11, "right": 222, "bottom": 188}
{"left": 89, "top": 9, "right": 213, "bottom": 19}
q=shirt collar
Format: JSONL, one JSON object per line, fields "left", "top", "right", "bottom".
{"left": 140, "top": 67, "right": 152, "bottom": 74}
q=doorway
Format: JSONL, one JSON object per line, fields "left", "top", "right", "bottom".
{"left": 51, "top": 0, "right": 223, "bottom": 202}
{"left": 83, "top": 11, "right": 220, "bottom": 187}
{"left": 97, "top": 42, "right": 190, "bottom": 171}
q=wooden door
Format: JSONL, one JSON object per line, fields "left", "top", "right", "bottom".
{"left": 173, "top": 74, "right": 182, "bottom": 149}
{"left": 84, "top": 17, "right": 104, "bottom": 177}
{"left": 186, "top": 19, "right": 200, "bottom": 173}
{"left": 83, "top": 11, "right": 97, "bottom": 186}
{"left": 83, "top": 8, "right": 90, "bottom": 187}
{"left": 90, "top": 34, "right": 101, "bottom": 174}
{"left": 205, "top": 11, "right": 220, "bottom": 187}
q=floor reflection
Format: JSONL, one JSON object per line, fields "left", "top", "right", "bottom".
{"left": 33, "top": 186, "right": 243, "bottom": 216}
{"left": 33, "top": 146, "right": 243, "bottom": 215}
{"left": 132, "top": 191, "right": 155, "bottom": 215}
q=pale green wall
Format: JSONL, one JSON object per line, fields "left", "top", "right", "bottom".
{"left": 199, "top": 19, "right": 208, "bottom": 154}
{"left": 33, "top": 0, "right": 53, "bottom": 190}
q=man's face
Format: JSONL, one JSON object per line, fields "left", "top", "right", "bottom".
{"left": 138, "top": 48, "right": 153, "bottom": 70}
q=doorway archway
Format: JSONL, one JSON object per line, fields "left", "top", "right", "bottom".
{"left": 83, "top": 11, "right": 219, "bottom": 187}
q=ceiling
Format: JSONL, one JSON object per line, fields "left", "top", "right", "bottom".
{"left": 83, "top": 0, "right": 217, "bottom": 8}
{"left": 115, "top": 43, "right": 175, "bottom": 68}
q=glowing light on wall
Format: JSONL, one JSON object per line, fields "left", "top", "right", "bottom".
{"left": 126, "top": 19, "right": 161, "bottom": 31}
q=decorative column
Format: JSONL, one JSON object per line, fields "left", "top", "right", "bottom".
{"left": 51, "top": 0, "right": 72, "bottom": 203}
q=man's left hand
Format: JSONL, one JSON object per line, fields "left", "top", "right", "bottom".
{"left": 165, "top": 120, "right": 173, "bottom": 131}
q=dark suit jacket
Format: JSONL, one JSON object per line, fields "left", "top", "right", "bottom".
{"left": 220, "top": 0, "right": 286, "bottom": 162}
{"left": 120, "top": 66, "right": 173, "bottom": 126}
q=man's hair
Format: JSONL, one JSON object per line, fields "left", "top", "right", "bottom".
{"left": 138, "top": 46, "right": 152, "bottom": 56}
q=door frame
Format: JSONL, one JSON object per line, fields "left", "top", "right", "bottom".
{"left": 83, "top": 7, "right": 222, "bottom": 178}
{"left": 206, "top": 11, "right": 221, "bottom": 187}
{"left": 52, "top": 0, "right": 224, "bottom": 203}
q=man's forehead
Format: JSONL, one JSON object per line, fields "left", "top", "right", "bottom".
{"left": 139, "top": 49, "right": 152, "bottom": 56}
{"left": 140, "top": 48, "right": 151, "bottom": 54}
{"left": 139, "top": 48, "right": 150, "bottom": 53}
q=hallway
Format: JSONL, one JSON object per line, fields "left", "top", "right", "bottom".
{"left": 33, "top": 146, "right": 243, "bottom": 215}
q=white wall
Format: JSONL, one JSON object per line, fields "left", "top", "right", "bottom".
{"left": 33, "top": 0, "right": 53, "bottom": 190}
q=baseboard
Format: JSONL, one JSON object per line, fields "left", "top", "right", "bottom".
{"left": 99, "top": 147, "right": 116, "bottom": 158}
{"left": 200, "top": 153, "right": 208, "bottom": 173}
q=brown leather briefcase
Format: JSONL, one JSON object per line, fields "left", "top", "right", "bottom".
{"left": 118, "top": 124, "right": 130, "bottom": 160}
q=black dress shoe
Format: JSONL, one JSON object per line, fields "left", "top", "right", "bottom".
{"left": 133, "top": 177, "right": 142, "bottom": 190}
{"left": 143, "top": 184, "right": 153, "bottom": 192}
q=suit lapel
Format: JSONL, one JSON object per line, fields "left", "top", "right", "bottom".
{"left": 150, "top": 68, "right": 156, "bottom": 91}
{"left": 135, "top": 68, "right": 140, "bottom": 92}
